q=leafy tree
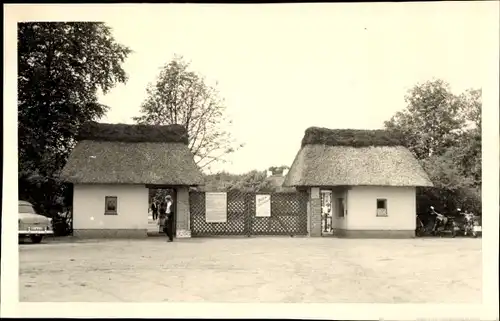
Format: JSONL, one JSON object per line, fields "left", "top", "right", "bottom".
{"left": 197, "top": 169, "right": 280, "bottom": 193}
{"left": 384, "top": 79, "right": 481, "bottom": 215}
{"left": 384, "top": 79, "right": 467, "bottom": 159}
{"left": 201, "top": 171, "right": 241, "bottom": 192}
{"left": 227, "top": 170, "right": 275, "bottom": 193}
{"left": 458, "top": 88, "right": 482, "bottom": 129}
{"left": 18, "top": 22, "right": 131, "bottom": 214}
{"left": 133, "top": 56, "right": 243, "bottom": 171}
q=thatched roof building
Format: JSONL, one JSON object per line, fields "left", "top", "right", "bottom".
{"left": 265, "top": 171, "right": 296, "bottom": 193}
{"left": 61, "top": 122, "right": 204, "bottom": 186}
{"left": 283, "top": 127, "right": 433, "bottom": 187}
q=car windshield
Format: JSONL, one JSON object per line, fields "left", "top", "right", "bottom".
{"left": 19, "top": 204, "right": 36, "bottom": 214}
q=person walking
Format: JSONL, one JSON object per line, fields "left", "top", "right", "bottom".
{"left": 163, "top": 195, "right": 174, "bottom": 242}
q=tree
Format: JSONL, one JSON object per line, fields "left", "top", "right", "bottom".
{"left": 196, "top": 169, "right": 282, "bottom": 193}
{"left": 133, "top": 56, "right": 242, "bottom": 171}
{"left": 384, "top": 79, "right": 468, "bottom": 160}
{"left": 417, "top": 150, "right": 480, "bottom": 214}
{"left": 18, "top": 22, "right": 131, "bottom": 213}
{"left": 227, "top": 170, "right": 275, "bottom": 193}
{"left": 384, "top": 79, "right": 482, "bottom": 215}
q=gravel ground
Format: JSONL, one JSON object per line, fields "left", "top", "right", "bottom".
{"left": 19, "top": 237, "right": 482, "bottom": 303}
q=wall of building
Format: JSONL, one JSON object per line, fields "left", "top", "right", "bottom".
{"left": 346, "top": 186, "right": 416, "bottom": 235}
{"left": 175, "top": 186, "right": 191, "bottom": 238}
{"left": 309, "top": 187, "right": 322, "bottom": 237}
{"left": 73, "top": 184, "right": 149, "bottom": 237}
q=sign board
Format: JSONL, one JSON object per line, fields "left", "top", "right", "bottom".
{"left": 205, "top": 192, "right": 227, "bottom": 223}
{"left": 255, "top": 194, "right": 271, "bottom": 217}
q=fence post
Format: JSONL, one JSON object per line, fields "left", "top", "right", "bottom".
{"left": 245, "top": 192, "right": 251, "bottom": 237}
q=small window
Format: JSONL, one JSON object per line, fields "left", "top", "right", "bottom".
{"left": 105, "top": 196, "right": 118, "bottom": 215}
{"left": 337, "top": 198, "right": 345, "bottom": 217}
{"left": 376, "top": 199, "right": 387, "bottom": 217}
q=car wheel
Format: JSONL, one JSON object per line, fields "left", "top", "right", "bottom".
{"left": 30, "top": 235, "right": 43, "bottom": 244}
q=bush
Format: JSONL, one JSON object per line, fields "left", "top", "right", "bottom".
{"left": 417, "top": 186, "right": 481, "bottom": 216}
{"left": 51, "top": 210, "right": 73, "bottom": 236}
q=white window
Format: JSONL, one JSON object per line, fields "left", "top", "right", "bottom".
{"left": 376, "top": 199, "right": 387, "bottom": 217}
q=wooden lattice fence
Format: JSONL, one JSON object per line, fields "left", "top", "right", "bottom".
{"left": 189, "top": 191, "right": 308, "bottom": 237}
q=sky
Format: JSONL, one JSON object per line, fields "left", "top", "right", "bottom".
{"left": 86, "top": 3, "right": 497, "bottom": 174}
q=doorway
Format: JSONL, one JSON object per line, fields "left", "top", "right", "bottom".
{"left": 320, "top": 190, "right": 334, "bottom": 236}
{"left": 147, "top": 187, "right": 177, "bottom": 237}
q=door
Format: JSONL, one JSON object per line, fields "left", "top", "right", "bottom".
{"left": 320, "top": 190, "right": 334, "bottom": 236}
{"left": 146, "top": 187, "right": 177, "bottom": 236}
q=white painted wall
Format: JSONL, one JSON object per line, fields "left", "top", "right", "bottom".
{"left": 346, "top": 186, "right": 416, "bottom": 230}
{"left": 73, "top": 184, "right": 149, "bottom": 230}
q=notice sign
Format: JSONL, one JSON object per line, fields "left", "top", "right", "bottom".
{"left": 256, "top": 194, "right": 271, "bottom": 217}
{"left": 205, "top": 192, "right": 227, "bottom": 223}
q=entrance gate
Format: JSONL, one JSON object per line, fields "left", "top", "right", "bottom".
{"left": 189, "top": 190, "right": 308, "bottom": 236}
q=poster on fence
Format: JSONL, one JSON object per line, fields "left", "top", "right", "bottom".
{"left": 256, "top": 194, "right": 271, "bottom": 217}
{"left": 205, "top": 192, "right": 227, "bottom": 223}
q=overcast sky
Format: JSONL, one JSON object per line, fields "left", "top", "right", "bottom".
{"left": 20, "top": 3, "right": 499, "bottom": 174}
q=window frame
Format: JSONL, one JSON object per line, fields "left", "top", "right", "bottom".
{"left": 376, "top": 198, "right": 388, "bottom": 217}
{"left": 104, "top": 196, "right": 118, "bottom": 215}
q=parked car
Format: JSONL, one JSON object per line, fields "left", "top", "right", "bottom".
{"left": 18, "top": 200, "right": 53, "bottom": 243}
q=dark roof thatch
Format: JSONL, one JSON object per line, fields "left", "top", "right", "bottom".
{"left": 283, "top": 127, "right": 432, "bottom": 187}
{"left": 77, "top": 122, "right": 188, "bottom": 144}
{"left": 301, "top": 127, "right": 404, "bottom": 148}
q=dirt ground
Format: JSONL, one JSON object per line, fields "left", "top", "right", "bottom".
{"left": 19, "top": 237, "right": 482, "bottom": 303}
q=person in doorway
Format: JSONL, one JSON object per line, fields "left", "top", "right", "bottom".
{"left": 163, "top": 195, "right": 174, "bottom": 242}
{"left": 158, "top": 201, "right": 167, "bottom": 232}
{"left": 151, "top": 202, "right": 158, "bottom": 221}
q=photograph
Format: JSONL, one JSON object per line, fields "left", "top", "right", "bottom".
{"left": 2, "top": 1, "right": 499, "bottom": 319}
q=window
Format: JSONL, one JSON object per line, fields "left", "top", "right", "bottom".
{"left": 337, "top": 198, "right": 345, "bottom": 217}
{"left": 19, "top": 204, "right": 36, "bottom": 214}
{"left": 105, "top": 196, "right": 118, "bottom": 215}
{"left": 376, "top": 199, "right": 387, "bottom": 217}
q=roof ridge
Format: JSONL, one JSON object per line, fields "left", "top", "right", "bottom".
{"left": 301, "top": 127, "right": 405, "bottom": 148}
{"left": 77, "top": 122, "right": 189, "bottom": 144}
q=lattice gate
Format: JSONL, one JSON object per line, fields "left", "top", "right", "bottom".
{"left": 189, "top": 191, "right": 308, "bottom": 237}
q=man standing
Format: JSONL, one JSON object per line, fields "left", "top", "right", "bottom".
{"left": 151, "top": 202, "right": 158, "bottom": 221}
{"left": 163, "top": 195, "right": 174, "bottom": 242}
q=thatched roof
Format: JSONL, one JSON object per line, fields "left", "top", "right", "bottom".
{"left": 301, "top": 127, "right": 405, "bottom": 148}
{"left": 283, "top": 128, "right": 432, "bottom": 187}
{"left": 265, "top": 174, "right": 296, "bottom": 193}
{"left": 60, "top": 122, "right": 203, "bottom": 185}
{"left": 77, "top": 121, "right": 188, "bottom": 144}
